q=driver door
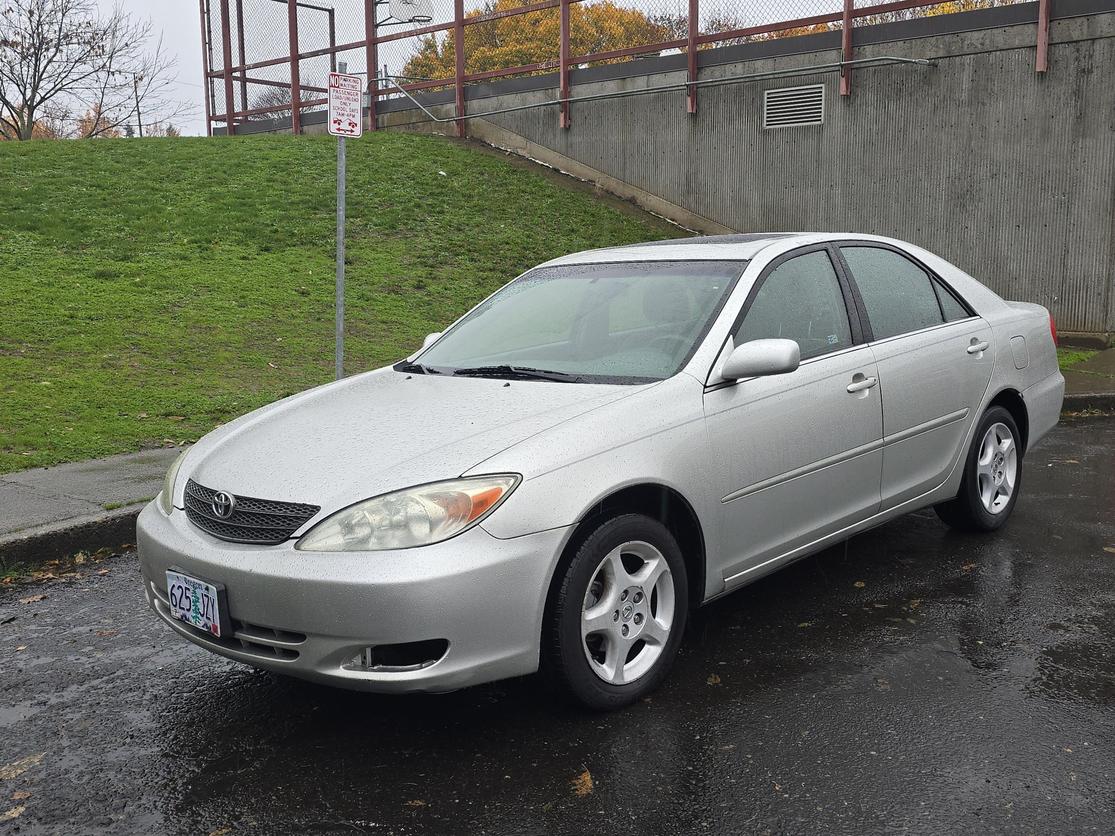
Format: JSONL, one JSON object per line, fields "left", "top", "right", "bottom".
{"left": 703, "top": 247, "right": 884, "bottom": 588}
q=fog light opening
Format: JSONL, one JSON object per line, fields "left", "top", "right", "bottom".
{"left": 345, "top": 639, "right": 449, "bottom": 672}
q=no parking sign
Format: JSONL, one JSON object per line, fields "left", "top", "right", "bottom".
{"left": 328, "top": 72, "right": 363, "bottom": 138}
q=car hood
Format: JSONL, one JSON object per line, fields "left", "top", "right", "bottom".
{"left": 181, "top": 367, "right": 648, "bottom": 515}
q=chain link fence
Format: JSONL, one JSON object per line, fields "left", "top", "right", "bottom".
{"left": 202, "top": 0, "right": 1030, "bottom": 132}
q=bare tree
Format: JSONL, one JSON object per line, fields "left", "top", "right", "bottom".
{"left": 248, "top": 85, "right": 317, "bottom": 123}
{"left": 0, "top": 0, "right": 192, "bottom": 140}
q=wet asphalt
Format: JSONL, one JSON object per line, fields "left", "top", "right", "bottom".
{"left": 2, "top": 418, "right": 1113, "bottom": 835}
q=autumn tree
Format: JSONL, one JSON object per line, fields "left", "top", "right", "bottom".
{"left": 75, "top": 104, "right": 121, "bottom": 139}
{"left": 402, "top": 0, "right": 671, "bottom": 80}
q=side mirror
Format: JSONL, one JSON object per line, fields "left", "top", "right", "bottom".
{"left": 422, "top": 332, "right": 442, "bottom": 349}
{"left": 720, "top": 338, "right": 800, "bottom": 381}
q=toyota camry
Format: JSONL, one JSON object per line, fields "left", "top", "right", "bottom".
{"left": 138, "top": 233, "right": 1064, "bottom": 709}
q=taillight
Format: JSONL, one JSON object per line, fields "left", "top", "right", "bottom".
{"left": 1049, "top": 312, "right": 1058, "bottom": 346}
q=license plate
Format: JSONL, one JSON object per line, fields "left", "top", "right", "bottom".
{"left": 165, "top": 569, "right": 228, "bottom": 638}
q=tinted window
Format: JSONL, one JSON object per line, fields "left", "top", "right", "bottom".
{"left": 735, "top": 251, "right": 852, "bottom": 361}
{"left": 934, "top": 278, "right": 972, "bottom": 322}
{"left": 841, "top": 247, "right": 943, "bottom": 340}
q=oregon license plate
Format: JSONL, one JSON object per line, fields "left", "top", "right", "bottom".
{"left": 166, "top": 569, "right": 227, "bottom": 638}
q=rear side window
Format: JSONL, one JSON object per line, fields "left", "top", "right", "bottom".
{"left": 734, "top": 250, "right": 853, "bottom": 361}
{"left": 934, "top": 279, "right": 972, "bottom": 322}
{"left": 841, "top": 246, "right": 944, "bottom": 340}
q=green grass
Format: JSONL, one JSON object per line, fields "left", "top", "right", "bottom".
{"left": 0, "top": 134, "right": 677, "bottom": 474}
{"left": 1058, "top": 347, "right": 1098, "bottom": 370}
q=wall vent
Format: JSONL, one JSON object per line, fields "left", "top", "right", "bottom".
{"left": 762, "top": 84, "right": 825, "bottom": 129}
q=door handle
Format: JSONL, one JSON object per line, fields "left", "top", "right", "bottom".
{"left": 846, "top": 375, "right": 878, "bottom": 394}
{"left": 967, "top": 341, "right": 990, "bottom": 355}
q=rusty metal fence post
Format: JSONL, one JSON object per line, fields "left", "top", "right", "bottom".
{"left": 1036, "top": 0, "right": 1051, "bottom": 71}
{"left": 841, "top": 0, "right": 853, "bottom": 95}
{"left": 199, "top": 0, "right": 213, "bottom": 136}
{"left": 687, "top": 0, "right": 698, "bottom": 114}
{"left": 365, "top": 0, "right": 378, "bottom": 130}
{"left": 219, "top": 0, "right": 236, "bottom": 134}
{"left": 236, "top": 0, "right": 249, "bottom": 115}
{"left": 287, "top": 0, "right": 302, "bottom": 134}
{"left": 454, "top": 0, "right": 466, "bottom": 137}
{"left": 559, "top": 0, "right": 571, "bottom": 128}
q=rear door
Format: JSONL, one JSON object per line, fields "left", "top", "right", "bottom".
{"left": 703, "top": 246, "right": 883, "bottom": 588}
{"left": 835, "top": 244, "right": 995, "bottom": 508}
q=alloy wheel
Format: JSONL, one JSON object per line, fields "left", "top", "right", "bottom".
{"left": 977, "top": 421, "right": 1017, "bottom": 514}
{"left": 580, "top": 540, "right": 675, "bottom": 685}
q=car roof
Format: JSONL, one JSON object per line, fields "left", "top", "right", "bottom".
{"left": 539, "top": 233, "right": 837, "bottom": 267}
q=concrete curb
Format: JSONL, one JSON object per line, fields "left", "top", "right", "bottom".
{"left": 0, "top": 503, "right": 144, "bottom": 571}
{"left": 1062, "top": 392, "right": 1115, "bottom": 413}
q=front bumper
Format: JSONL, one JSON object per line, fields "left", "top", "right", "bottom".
{"left": 136, "top": 502, "right": 572, "bottom": 692}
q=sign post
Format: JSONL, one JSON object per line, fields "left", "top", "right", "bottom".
{"left": 328, "top": 65, "right": 363, "bottom": 380}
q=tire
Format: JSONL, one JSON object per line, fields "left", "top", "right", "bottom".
{"left": 935, "top": 406, "right": 1023, "bottom": 532}
{"left": 544, "top": 514, "right": 689, "bottom": 710}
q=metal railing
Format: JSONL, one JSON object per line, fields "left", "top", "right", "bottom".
{"left": 200, "top": 0, "right": 1050, "bottom": 137}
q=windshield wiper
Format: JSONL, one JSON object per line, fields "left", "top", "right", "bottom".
{"left": 451, "top": 365, "right": 584, "bottom": 383}
{"left": 396, "top": 361, "right": 440, "bottom": 375}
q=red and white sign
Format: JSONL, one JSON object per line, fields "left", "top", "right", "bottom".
{"left": 328, "top": 72, "right": 363, "bottom": 138}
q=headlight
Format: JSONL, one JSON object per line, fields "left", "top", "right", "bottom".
{"left": 295, "top": 474, "right": 520, "bottom": 552}
{"left": 159, "top": 449, "right": 189, "bottom": 515}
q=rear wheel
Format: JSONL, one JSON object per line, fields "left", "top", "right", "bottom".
{"left": 544, "top": 514, "right": 688, "bottom": 710}
{"left": 935, "top": 406, "right": 1022, "bottom": 532}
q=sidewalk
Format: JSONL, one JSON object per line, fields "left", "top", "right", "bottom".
{"left": 0, "top": 448, "right": 181, "bottom": 569}
{"left": 1062, "top": 346, "right": 1115, "bottom": 411}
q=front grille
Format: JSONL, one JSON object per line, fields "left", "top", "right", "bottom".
{"left": 184, "top": 479, "right": 319, "bottom": 545}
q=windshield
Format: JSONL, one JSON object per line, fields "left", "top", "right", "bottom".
{"left": 411, "top": 260, "right": 745, "bottom": 383}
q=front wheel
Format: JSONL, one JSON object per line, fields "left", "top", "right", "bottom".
{"left": 935, "top": 405, "right": 1023, "bottom": 532}
{"left": 544, "top": 514, "right": 688, "bottom": 710}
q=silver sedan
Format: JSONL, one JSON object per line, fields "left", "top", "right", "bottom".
{"left": 137, "top": 233, "right": 1064, "bottom": 709}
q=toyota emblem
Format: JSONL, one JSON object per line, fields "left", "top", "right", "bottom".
{"left": 211, "top": 491, "right": 236, "bottom": 519}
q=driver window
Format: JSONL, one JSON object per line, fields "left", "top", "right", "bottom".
{"left": 733, "top": 251, "right": 853, "bottom": 361}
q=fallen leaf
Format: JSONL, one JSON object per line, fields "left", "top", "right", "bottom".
{"left": 853, "top": 581, "right": 866, "bottom": 588}
{"left": 961, "top": 563, "right": 978, "bottom": 573}
{"left": 95, "top": 629, "right": 118, "bottom": 638}
{"left": 15, "top": 646, "right": 27, "bottom": 652}
{"left": 19, "top": 595, "right": 46, "bottom": 604}
{"left": 73, "top": 553, "right": 87, "bottom": 565}
{"left": 1104, "top": 546, "right": 1115, "bottom": 555}
{"left": 208, "top": 828, "right": 232, "bottom": 836}
{"left": 706, "top": 673, "right": 722, "bottom": 685}
{"left": 0, "top": 805, "right": 25, "bottom": 822}
{"left": 405, "top": 799, "right": 427, "bottom": 808}
{"left": 797, "top": 621, "right": 813, "bottom": 628}
{"left": 97, "top": 569, "right": 110, "bottom": 576}
{"left": 11, "top": 791, "right": 30, "bottom": 801}
{"left": 571, "top": 769, "right": 594, "bottom": 797}
{"left": 137, "top": 412, "right": 148, "bottom": 419}
{"left": 908, "top": 599, "right": 922, "bottom": 610}
{"left": 1, "top": 578, "right": 13, "bottom": 586}
{"left": 0, "top": 753, "right": 44, "bottom": 780}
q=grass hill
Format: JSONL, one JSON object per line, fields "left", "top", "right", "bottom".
{"left": 0, "top": 133, "right": 677, "bottom": 474}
